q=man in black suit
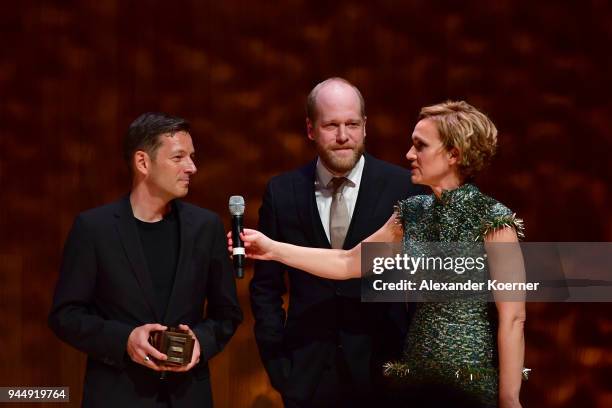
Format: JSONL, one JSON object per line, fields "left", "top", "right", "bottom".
{"left": 49, "top": 113, "right": 242, "bottom": 408}
{"left": 250, "top": 78, "right": 421, "bottom": 407}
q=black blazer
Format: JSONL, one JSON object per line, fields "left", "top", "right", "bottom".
{"left": 250, "top": 153, "right": 421, "bottom": 403}
{"left": 49, "top": 197, "right": 242, "bottom": 408}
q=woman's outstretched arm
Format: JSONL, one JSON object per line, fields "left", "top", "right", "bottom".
{"left": 229, "top": 213, "right": 403, "bottom": 280}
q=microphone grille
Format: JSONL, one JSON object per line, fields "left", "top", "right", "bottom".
{"left": 228, "top": 195, "right": 245, "bottom": 215}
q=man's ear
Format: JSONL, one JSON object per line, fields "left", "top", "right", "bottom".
{"left": 306, "top": 118, "right": 315, "bottom": 141}
{"left": 363, "top": 115, "right": 367, "bottom": 138}
{"left": 133, "top": 151, "right": 150, "bottom": 175}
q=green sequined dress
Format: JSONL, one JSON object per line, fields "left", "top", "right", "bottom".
{"left": 388, "top": 183, "right": 524, "bottom": 407}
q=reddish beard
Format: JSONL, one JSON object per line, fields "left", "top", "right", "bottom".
{"left": 316, "top": 142, "right": 365, "bottom": 174}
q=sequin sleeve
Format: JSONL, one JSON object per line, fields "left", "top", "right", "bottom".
{"left": 393, "top": 200, "right": 406, "bottom": 229}
{"left": 393, "top": 196, "right": 426, "bottom": 231}
{"left": 479, "top": 202, "right": 525, "bottom": 241}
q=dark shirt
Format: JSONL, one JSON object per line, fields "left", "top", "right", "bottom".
{"left": 135, "top": 207, "right": 179, "bottom": 319}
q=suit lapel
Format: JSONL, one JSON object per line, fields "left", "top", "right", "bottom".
{"left": 344, "top": 154, "right": 387, "bottom": 249}
{"left": 293, "top": 161, "right": 331, "bottom": 249}
{"left": 164, "top": 200, "right": 195, "bottom": 323}
{"left": 114, "top": 196, "right": 159, "bottom": 321}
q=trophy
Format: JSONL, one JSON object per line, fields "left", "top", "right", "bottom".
{"left": 149, "top": 327, "right": 195, "bottom": 366}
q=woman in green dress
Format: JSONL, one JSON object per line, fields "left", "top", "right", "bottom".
{"left": 234, "top": 101, "right": 526, "bottom": 408}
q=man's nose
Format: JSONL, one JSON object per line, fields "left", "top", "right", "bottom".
{"left": 336, "top": 124, "right": 349, "bottom": 143}
{"left": 185, "top": 158, "right": 197, "bottom": 174}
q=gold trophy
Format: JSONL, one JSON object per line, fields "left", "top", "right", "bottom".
{"left": 149, "top": 327, "right": 195, "bottom": 366}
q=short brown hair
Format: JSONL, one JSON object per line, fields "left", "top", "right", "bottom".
{"left": 419, "top": 101, "right": 497, "bottom": 180}
{"left": 123, "top": 112, "right": 190, "bottom": 166}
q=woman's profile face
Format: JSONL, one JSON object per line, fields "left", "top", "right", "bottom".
{"left": 405, "top": 118, "right": 457, "bottom": 186}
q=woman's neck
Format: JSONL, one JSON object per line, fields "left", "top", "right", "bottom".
{"left": 429, "top": 174, "right": 463, "bottom": 199}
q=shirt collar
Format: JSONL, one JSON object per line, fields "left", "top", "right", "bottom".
{"left": 315, "top": 154, "right": 364, "bottom": 188}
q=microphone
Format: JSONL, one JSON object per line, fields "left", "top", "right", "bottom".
{"left": 229, "top": 196, "right": 245, "bottom": 279}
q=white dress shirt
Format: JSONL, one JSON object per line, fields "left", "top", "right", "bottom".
{"left": 314, "top": 154, "right": 365, "bottom": 242}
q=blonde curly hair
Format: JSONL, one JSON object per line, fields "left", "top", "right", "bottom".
{"left": 419, "top": 100, "right": 497, "bottom": 180}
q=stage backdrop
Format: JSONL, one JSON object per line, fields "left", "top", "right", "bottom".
{"left": 1, "top": 1, "right": 611, "bottom": 407}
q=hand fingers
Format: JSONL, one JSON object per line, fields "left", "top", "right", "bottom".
{"left": 144, "top": 359, "right": 162, "bottom": 371}
{"left": 138, "top": 353, "right": 162, "bottom": 371}
{"left": 240, "top": 232, "right": 257, "bottom": 242}
{"left": 180, "top": 350, "right": 199, "bottom": 371}
{"left": 161, "top": 355, "right": 198, "bottom": 373}
{"left": 191, "top": 344, "right": 201, "bottom": 366}
{"left": 178, "top": 324, "right": 195, "bottom": 336}
{"left": 144, "top": 323, "right": 167, "bottom": 333}
{"left": 227, "top": 232, "right": 234, "bottom": 255}
{"left": 175, "top": 325, "right": 200, "bottom": 372}
{"left": 240, "top": 228, "right": 260, "bottom": 240}
{"left": 141, "top": 342, "right": 168, "bottom": 361}
{"left": 178, "top": 324, "right": 197, "bottom": 365}
{"left": 178, "top": 324, "right": 198, "bottom": 349}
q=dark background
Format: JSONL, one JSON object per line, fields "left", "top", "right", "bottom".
{"left": 1, "top": 1, "right": 611, "bottom": 407}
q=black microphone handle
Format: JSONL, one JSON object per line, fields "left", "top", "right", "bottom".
{"left": 234, "top": 255, "right": 245, "bottom": 279}
{"left": 231, "top": 214, "right": 245, "bottom": 279}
